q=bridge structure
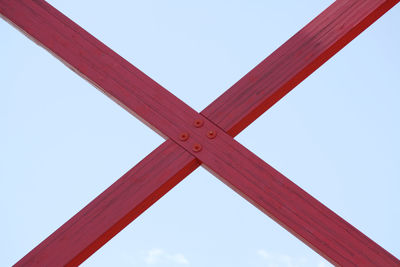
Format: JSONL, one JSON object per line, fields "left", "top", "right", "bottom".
{"left": 1, "top": 0, "right": 399, "bottom": 266}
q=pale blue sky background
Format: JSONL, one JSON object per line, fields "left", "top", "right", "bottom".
{"left": 1, "top": 1, "right": 399, "bottom": 266}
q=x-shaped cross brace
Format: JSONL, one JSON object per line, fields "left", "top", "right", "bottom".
{"left": 1, "top": 0, "right": 399, "bottom": 266}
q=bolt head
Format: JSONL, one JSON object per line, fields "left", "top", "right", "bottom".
{"left": 179, "top": 132, "right": 189, "bottom": 141}
{"left": 207, "top": 130, "right": 217, "bottom": 139}
{"left": 192, "top": 143, "right": 202, "bottom": 152}
{"left": 193, "top": 119, "right": 204, "bottom": 128}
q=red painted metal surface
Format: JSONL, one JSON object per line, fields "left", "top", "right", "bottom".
{"left": 202, "top": 0, "right": 400, "bottom": 137}
{"left": 1, "top": 0, "right": 399, "bottom": 266}
{"left": 193, "top": 125, "right": 400, "bottom": 266}
{"left": 16, "top": 140, "right": 199, "bottom": 267}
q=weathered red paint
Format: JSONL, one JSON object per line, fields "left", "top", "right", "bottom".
{"left": 1, "top": 0, "right": 399, "bottom": 266}
{"left": 202, "top": 0, "right": 400, "bottom": 137}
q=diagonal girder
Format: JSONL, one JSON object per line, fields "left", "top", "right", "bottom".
{"left": 1, "top": 0, "right": 399, "bottom": 266}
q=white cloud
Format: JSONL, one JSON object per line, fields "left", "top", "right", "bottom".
{"left": 257, "top": 249, "right": 330, "bottom": 267}
{"left": 144, "top": 248, "right": 189, "bottom": 265}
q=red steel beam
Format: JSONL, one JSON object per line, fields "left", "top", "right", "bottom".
{"left": 18, "top": 140, "right": 199, "bottom": 267}
{"left": 185, "top": 116, "right": 400, "bottom": 266}
{"left": 202, "top": 0, "right": 400, "bottom": 136}
{"left": 1, "top": 0, "right": 399, "bottom": 266}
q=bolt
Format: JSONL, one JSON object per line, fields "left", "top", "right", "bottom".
{"left": 206, "top": 130, "right": 217, "bottom": 139}
{"left": 193, "top": 119, "right": 204, "bottom": 128}
{"left": 179, "top": 132, "right": 189, "bottom": 141}
{"left": 192, "top": 143, "right": 202, "bottom": 152}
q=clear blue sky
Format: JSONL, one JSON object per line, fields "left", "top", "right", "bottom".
{"left": 1, "top": 1, "right": 399, "bottom": 266}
